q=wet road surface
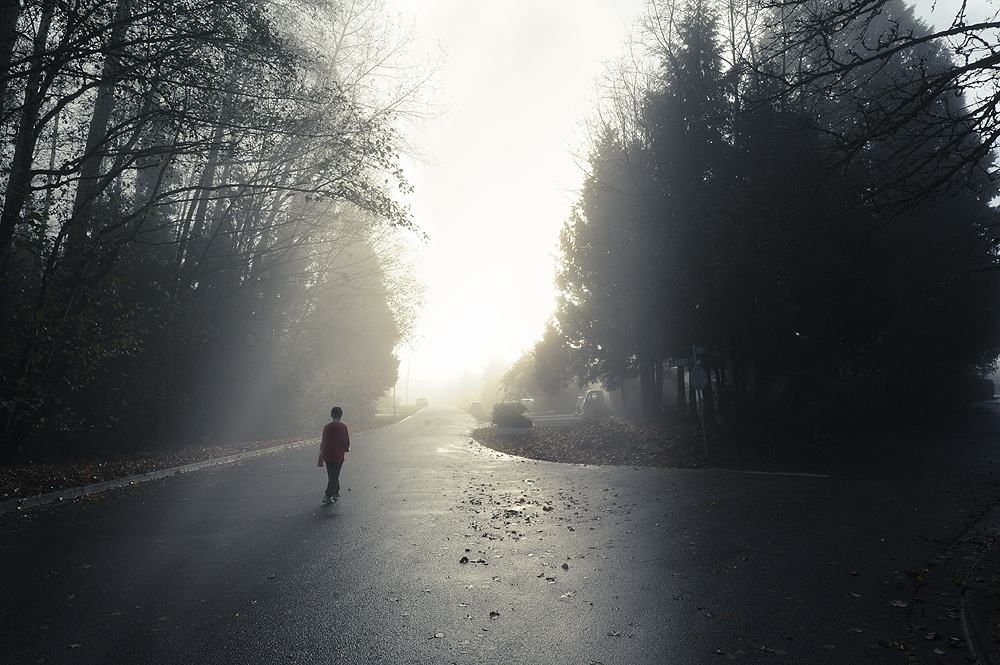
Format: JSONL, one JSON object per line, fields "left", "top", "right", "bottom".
{"left": 3, "top": 407, "right": 1000, "bottom": 664}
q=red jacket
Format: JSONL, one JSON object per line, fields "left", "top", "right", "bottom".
{"left": 319, "top": 420, "right": 351, "bottom": 464}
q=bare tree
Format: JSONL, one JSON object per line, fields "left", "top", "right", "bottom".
{"left": 754, "top": 0, "right": 1000, "bottom": 202}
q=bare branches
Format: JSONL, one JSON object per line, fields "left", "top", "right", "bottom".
{"left": 751, "top": 0, "right": 1000, "bottom": 200}
{"left": 0, "top": 0, "right": 423, "bottom": 457}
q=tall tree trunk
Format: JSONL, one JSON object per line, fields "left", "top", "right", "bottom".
{"left": 177, "top": 110, "right": 228, "bottom": 287}
{"left": 37, "top": 108, "right": 61, "bottom": 215}
{"left": 0, "top": 0, "right": 22, "bottom": 116}
{"left": 0, "top": 0, "right": 54, "bottom": 295}
{"left": 619, "top": 377, "right": 629, "bottom": 419}
{"left": 637, "top": 355, "right": 664, "bottom": 421}
{"left": 702, "top": 362, "right": 716, "bottom": 427}
{"left": 0, "top": 0, "right": 54, "bottom": 461}
{"left": 64, "top": 0, "right": 131, "bottom": 263}
{"left": 688, "top": 366, "right": 698, "bottom": 422}
{"left": 652, "top": 358, "right": 664, "bottom": 417}
{"left": 676, "top": 364, "right": 687, "bottom": 414}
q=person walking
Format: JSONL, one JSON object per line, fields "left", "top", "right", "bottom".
{"left": 318, "top": 406, "right": 351, "bottom": 504}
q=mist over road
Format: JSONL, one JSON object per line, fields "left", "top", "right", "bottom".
{"left": 3, "top": 408, "right": 998, "bottom": 664}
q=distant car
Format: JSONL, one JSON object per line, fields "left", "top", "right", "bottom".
{"left": 415, "top": 397, "right": 428, "bottom": 409}
{"left": 581, "top": 389, "right": 607, "bottom": 419}
{"left": 519, "top": 397, "right": 535, "bottom": 413}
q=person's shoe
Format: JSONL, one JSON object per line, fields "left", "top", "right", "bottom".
{"left": 321, "top": 495, "right": 332, "bottom": 505}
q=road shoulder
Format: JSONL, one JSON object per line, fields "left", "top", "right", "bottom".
{"left": 909, "top": 502, "right": 1000, "bottom": 664}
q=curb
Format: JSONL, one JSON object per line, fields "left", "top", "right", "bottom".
{"left": 962, "top": 537, "right": 1000, "bottom": 665}
{"left": 0, "top": 436, "right": 316, "bottom": 515}
{"left": 909, "top": 502, "right": 1000, "bottom": 664}
{"left": 963, "top": 589, "right": 994, "bottom": 665}
{"left": 0, "top": 412, "right": 424, "bottom": 516}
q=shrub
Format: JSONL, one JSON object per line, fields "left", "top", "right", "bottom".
{"left": 492, "top": 402, "right": 533, "bottom": 428}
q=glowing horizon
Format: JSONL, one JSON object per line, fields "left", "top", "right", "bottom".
{"left": 385, "top": 0, "right": 981, "bottom": 403}
{"left": 385, "top": 0, "right": 646, "bottom": 400}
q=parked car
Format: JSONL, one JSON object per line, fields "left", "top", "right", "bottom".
{"left": 581, "top": 389, "right": 608, "bottom": 419}
{"left": 415, "top": 397, "right": 429, "bottom": 409}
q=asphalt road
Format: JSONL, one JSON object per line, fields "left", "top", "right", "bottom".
{"left": 4, "top": 407, "right": 1000, "bottom": 664}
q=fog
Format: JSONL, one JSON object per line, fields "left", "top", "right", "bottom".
{"left": 4, "top": 1, "right": 1000, "bottom": 663}
{"left": 1, "top": 0, "right": 997, "bottom": 453}
{"left": 388, "top": 0, "right": 998, "bottom": 409}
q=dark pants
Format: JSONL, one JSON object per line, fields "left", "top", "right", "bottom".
{"left": 325, "top": 462, "right": 343, "bottom": 497}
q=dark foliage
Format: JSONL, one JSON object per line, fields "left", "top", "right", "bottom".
{"left": 491, "top": 402, "right": 533, "bottom": 428}
{"left": 555, "top": 0, "right": 1000, "bottom": 442}
{"left": 0, "top": 0, "right": 418, "bottom": 461}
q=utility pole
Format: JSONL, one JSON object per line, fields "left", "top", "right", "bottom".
{"left": 405, "top": 355, "right": 411, "bottom": 406}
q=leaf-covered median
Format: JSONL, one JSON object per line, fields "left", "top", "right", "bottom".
{"left": 472, "top": 417, "right": 715, "bottom": 468}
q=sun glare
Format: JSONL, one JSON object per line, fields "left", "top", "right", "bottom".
{"left": 387, "top": 0, "right": 647, "bottom": 399}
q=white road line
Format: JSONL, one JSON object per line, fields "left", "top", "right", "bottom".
{"left": 708, "top": 468, "right": 831, "bottom": 478}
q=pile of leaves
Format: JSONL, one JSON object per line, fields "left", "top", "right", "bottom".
{"left": 472, "top": 417, "right": 708, "bottom": 468}
{"left": 0, "top": 437, "right": 309, "bottom": 502}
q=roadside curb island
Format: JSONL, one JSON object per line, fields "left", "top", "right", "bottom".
{"left": 908, "top": 501, "right": 1000, "bottom": 665}
{"left": 470, "top": 422, "right": 1000, "bottom": 662}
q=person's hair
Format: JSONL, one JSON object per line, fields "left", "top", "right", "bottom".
{"left": 330, "top": 406, "right": 344, "bottom": 419}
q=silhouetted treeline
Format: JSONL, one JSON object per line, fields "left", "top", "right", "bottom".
{"left": 554, "top": 0, "right": 1000, "bottom": 439}
{"left": 0, "top": 0, "right": 418, "bottom": 460}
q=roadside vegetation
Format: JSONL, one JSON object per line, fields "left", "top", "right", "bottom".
{"left": 0, "top": 0, "right": 424, "bottom": 463}
{"left": 488, "top": 0, "right": 1000, "bottom": 459}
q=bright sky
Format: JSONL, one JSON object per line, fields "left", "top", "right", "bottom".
{"left": 384, "top": 0, "right": 992, "bottom": 403}
{"left": 385, "top": 0, "right": 647, "bottom": 401}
